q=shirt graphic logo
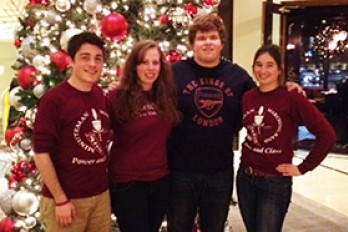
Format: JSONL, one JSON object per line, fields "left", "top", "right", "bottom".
{"left": 194, "top": 87, "right": 223, "bottom": 119}
{"left": 244, "top": 106, "right": 282, "bottom": 147}
{"left": 74, "top": 108, "right": 108, "bottom": 157}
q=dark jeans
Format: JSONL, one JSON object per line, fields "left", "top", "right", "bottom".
{"left": 110, "top": 176, "right": 170, "bottom": 232}
{"left": 167, "top": 169, "right": 233, "bottom": 232}
{"left": 236, "top": 169, "right": 292, "bottom": 232}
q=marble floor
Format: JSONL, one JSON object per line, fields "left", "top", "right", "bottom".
{"left": 228, "top": 150, "right": 348, "bottom": 232}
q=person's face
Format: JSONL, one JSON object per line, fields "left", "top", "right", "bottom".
{"left": 136, "top": 48, "right": 161, "bottom": 91}
{"left": 70, "top": 44, "right": 104, "bottom": 87}
{"left": 253, "top": 52, "right": 282, "bottom": 91}
{"left": 192, "top": 30, "right": 223, "bottom": 67}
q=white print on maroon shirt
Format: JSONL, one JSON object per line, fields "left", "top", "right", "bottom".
{"left": 244, "top": 106, "right": 282, "bottom": 149}
{"left": 183, "top": 78, "right": 234, "bottom": 128}
{"left": 139, "top": 103, "right": 158, "bottom": 117}
{"left": 73, "top": 108, "right": 108, "bottom": 158}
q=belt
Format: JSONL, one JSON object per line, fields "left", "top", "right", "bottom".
{"left": 242, "top": 166, "right": 275, "bottom": 177}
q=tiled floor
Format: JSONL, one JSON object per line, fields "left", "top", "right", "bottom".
{"left": 228, "top": 150, "right": 348, "bottom": 231}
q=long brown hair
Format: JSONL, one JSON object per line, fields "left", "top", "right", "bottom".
{"left": 112, "top": 40, "right": 181, "bottom": 125}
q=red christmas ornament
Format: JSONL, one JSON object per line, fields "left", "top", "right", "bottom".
{"left": 185, "top": 3, "right": 198, "bottom": 16}
{"left": 159, "top": 15, "right": 169, "bottom": 25}
{"left": 50, "top": 51, "right": 72, "bottom": 71}
{"left": 29, "top": 0, "right": 50, "bottom": 6}
{"left": 27, "top": 19, "right": 36, "bottom": 29}
{"left": 203, "top": 0, "right": 218, "bottom": 7}
{"left": 0, "top": 217, "right": 15, "bottom": 232}
{"left": 19, "top": 117, "right": 29, "bottom": 130}
{"left": 116, "top": 66, "right": 123, "bottom": 77}
{"left": 5, "top": 127, "right": 24, "bottom": 146}
{"left": 14, "top": 38, "right": 22, "bottom": 48}
{"left": 17, "top": 65, "right": 36, "bottom": 89}
{"left": 101, "top": 13, "right": 129, "bottom": 42}
{"left": 166, "top": 50, "right": 182, "bottom": 63}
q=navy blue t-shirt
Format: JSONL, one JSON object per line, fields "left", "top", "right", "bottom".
{"left": 168, "top": 58, "right": 255, "bottom": 173}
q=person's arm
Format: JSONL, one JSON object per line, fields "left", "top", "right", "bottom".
{"left": 34, "top": 153, "right": 76, "bottom": 226}
{"left": 284, "top": 81, "right": 306, "bottom": 96}
{"left": 276, "top": 92, "right": 335, "bottom": 176}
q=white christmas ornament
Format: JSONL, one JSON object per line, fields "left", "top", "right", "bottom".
{"left": 83, "top": 0, "right": 102, "bottom": 14}
{"left": 33, "top": 83, "right": 46, "bottom": 98}
{"left": 24, "top": 216, "right": 37, "bottom": 229}
{"left": 60, "top": 28, "right": 84, "bottom": 51}
{"left": 9, "top": 86, "right": 24, "bottom": 110}
{"left": 20, "top": 36, "right": 37, "bottom": 59}
{"left": 32, "top": 55, "right": 47, "bottom": 69}
{"left": 12, "top": 190, "right": 39, "bottom": 216}
{"left": 25, "top": 107, "right": 37, "bottom": 129}
{"left": 156, "top": 0, "right": 167, "bottom": 5}
{"left": 56, "top": 0, "right": 72, "bottom": 12}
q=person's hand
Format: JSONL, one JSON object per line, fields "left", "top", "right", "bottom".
{"left": 108, "top": 81, "right": 118, "bottom": 91}
{"left": 56, "top": 201, "right": 76, "bottom": 227}
{"left": 276, "top": 163, "right": 302, "bottom": 176}
{"left": 285, "top": 81, "right": 306, "bottom": 96}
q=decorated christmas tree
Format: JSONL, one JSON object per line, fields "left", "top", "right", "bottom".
{"left": 0, "top": 0, "right": 221, "bottom": 231}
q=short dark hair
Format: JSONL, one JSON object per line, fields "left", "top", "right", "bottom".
{"left": 253, "top": 44, "right": 282, "bottom": 68}
{"left": 67, "top": 32, "right": 106, "bottom": 60}
{"left": 188, "top": 14, "right": 226, "bottom": 46}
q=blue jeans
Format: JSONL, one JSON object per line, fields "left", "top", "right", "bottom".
{"left": 236, "top": 169, "right": 292, "bottom": 232}
{"left": 110, "top": 176, "right": 170, "bottom": 232}
{"left": 167, "top": 169, "right": 233, "bottom": 232}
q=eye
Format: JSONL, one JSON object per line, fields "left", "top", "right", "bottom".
{"left": 196, "top": 36, "right": 206, "bottom": 41}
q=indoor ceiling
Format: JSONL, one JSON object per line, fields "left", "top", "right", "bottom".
{"left": 0, "top": 0, "right": 25, "bottom": 41}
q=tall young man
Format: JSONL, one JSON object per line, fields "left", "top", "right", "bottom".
{"left": 167, "top": 14, "right": 303, "bottom": 232}
{"left": 167, "top": 14, "right": 256, "bottom": 232}
{"left": 33, "top": 32, "right": 112, "bottom": 231}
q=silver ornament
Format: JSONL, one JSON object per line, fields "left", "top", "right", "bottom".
{"left": 12, "top": 190, "right": 39, "bottom": 216}
{"left": 55, "top": 0, "right": 71, "bottom": 12}
{"left": 168, "top": 7, "right": 191, "bottom": 30}
{"left": 83, "top": 0, "right": 102, "bottom": 14}
{"left": 60, "top": 28, "right": 83, "bottom": 51}
{"left": 0, "top": 190, "right": 15, "bottom": 214}
{"left": 19, "top": 139, "right": 32, "bottom": 152}
{"left": 44, "top": 10, "right": 58, "bottom": 25}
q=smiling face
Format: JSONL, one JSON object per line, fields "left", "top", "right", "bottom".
{"left": 192, "top": 30, "right": 223, "bottom": 67}
{"left": 69, "top": 43, "right": 104, "bottom": 91}
{"left": 253, "top": 52, "right": 282, "bottom": 92}
{"left": 136, "top": 47, "right": 161, "bottom": 91}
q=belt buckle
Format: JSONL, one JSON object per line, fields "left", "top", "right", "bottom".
{"left": 248, "top": 167, "right": 253, "bottom": 175}
{"left": 244, "top": 166, "right": 254, "bottom": 176}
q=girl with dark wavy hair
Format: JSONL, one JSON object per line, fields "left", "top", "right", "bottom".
{"left": 108, "top": 40, "right": 181, "bottom": 232}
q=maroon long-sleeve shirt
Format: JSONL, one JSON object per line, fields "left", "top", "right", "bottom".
{"left": 241, "top": 87, "right": 336, "bottom": 175}
{"left": 108, "top": 90, "right": 171, "bottom": 183}
{"left": 34, "top": 81, "right": 111, "bottom": 198}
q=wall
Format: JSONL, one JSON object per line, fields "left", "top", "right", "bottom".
{"left": 233, "top": 0, "right": 264, "bottom": 76}
{"left": 0, "top": 41, "right": 16, "bottom": 95}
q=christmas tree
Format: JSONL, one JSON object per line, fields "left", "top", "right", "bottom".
{"left": 0, "top": 0, "right": 221, "bottom": 231}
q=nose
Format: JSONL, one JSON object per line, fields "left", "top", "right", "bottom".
{"left": 147, "top": 63, "right": 155, "bottom": 70}
{"left": 88, "top": 58, "right": 97, "bottom": 66}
